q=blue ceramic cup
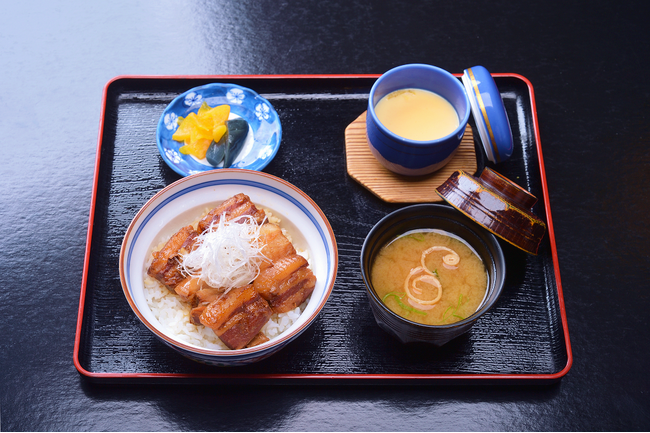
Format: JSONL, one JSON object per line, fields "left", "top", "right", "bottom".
{"left": 366, "top": 64, "right": 471, "bottom": 176}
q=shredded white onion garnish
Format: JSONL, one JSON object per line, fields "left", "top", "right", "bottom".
{"left": 181, "top": 215, "right": 267, "bottom": 292}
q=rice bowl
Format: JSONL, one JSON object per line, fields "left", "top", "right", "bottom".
{"left": 119, "top": 169, "right": 338, "bottom": 366}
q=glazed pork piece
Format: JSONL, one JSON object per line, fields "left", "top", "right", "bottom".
{"left": 189, "top": 286, "right": 227, "bottom": 325}
{"left": 174, "top": 276, "right": 208, "bottom": 303}
{"left": 175, "top": 277, "right": 226, "bottom": 325}
{"left": 258, "top": 222, "right": 296, "bottom": 270}
{"left": 197, "top": 193, "right": 266, "bottom": 233}
{"left": 254, "top": 254, "right": 317, "bottom": 313}
{"left": 147, "top": 225, "right": 198, "bottom": 289}
{"left": 265, "top": 267, "right": 316, "bottom": 313}
{"left": 246, "top": 332, "right": 270, "bottom": 348}
{"left": 199, "top": 285, "right": 273, "bottom": 350}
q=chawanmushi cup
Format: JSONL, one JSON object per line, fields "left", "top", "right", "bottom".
{"left": 366, "top": 64, "right": 471, "bottom": 176}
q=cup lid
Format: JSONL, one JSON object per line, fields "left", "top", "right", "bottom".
{"left": 436, "top": 168, "right": 546, "bottom": 254}
{"left": 462, "top": 66, "right": 514, "bottom": 163}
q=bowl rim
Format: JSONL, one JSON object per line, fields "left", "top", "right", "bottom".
{"left": 360, "top": 203, "right": 505, "bottom": 330}
{"left": 367, "top": 63, "right": 471, "bottom": 147}
{"left": 119, "top": 169, "right": 338, "bottom": 357}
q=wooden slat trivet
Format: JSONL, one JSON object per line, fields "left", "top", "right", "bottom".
{"left": 344, "top": 111, "right": 477, "bottom": 203}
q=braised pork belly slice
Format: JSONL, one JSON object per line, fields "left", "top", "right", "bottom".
{"left": 253, "top": 253, "right": 317, "bottom": 313}
{"left": 197, "top": 193, "right": 266, "bottom": 233}
{"left": 253, "top": 254, "right": 308, "bottom": 298}
{"left": 199, "top": 285, "right": 272, "bottom": 350}
{"left": 190, "top": 304, "right": 207, "bottom": 326}
{"left": 188, "top": 287, "right": 227, "bottom": 325}
{"left": 174, "top": 276, "right": 208, "bottom": 303}
{"left": 258, "top": 222, "right": 296, "bottom": 270}
{"left": 265, "top": 267, "right": 316, "bottom": 313}
{"left": 174, "top": 277, "right": 224, "bottom": 324}
{"left": 245, "top": 332, "right": 270, "bottom": 348}
{"left": 147, "top": 225, "right": 198, "bottom": 289}
{"left": 195, "top": 287, "right": 225, "bottom": 305}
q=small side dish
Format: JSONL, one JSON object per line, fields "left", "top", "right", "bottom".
{"left": 172, "top": 102, "right": 250, "bottom": 169}
{"left": 374, "top": 88, "right": 460, "bottom": 141}
{"left": 173, "top": 102, "right": 231, "bottom": 160}
{"left": 157, "top": 83, "right": 281, "bottom": 177}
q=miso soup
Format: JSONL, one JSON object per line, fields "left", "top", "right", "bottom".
{"left": 370, "top": 229, "right": 488, "bottom": 325}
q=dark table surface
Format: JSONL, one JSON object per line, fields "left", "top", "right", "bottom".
{"left": 1, "top": 0, "right": 648, "bottom": 431}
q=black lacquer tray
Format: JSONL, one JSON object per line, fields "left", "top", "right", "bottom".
{"left": 74, "top": 74, "right": 571, "bottom": 384}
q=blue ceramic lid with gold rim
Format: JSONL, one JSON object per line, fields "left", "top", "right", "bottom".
{"left": 462, "top": 66, "right": 513, "bottom": 163}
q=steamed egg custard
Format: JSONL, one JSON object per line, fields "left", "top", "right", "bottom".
{"left": 370, "top": 229, "right": 487, "bottom": 325}
{"left": 374, "top": 88, "right": 459, "bottom": 141}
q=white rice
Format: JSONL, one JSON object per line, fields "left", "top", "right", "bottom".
{"left": 143, "top": 208, "right": 310, "bottom": 350}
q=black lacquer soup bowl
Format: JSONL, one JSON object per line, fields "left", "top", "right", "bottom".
{"left": 360, "top": 204, "right": 506, "bottom": 346}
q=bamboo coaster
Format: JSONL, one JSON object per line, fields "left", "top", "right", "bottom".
{"left": 344, "top": 111, "right": 478, "bottom": 203}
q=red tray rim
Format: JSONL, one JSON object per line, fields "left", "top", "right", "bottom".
{"left": 74, "top": 73, "right": 572, "bottom": 383}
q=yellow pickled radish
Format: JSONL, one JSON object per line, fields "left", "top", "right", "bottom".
{"left": 197, "top": 101, "right": 211, "bottom": 116}
{"left": 212, "top": 124, "right": 227, "bottom": 142}
{"left": 179, "top": 137, "right": 212, "bottom": 159}
{"left": 203, "top": 104, "right": 230, "bottom": 126}
{"left": 172, "top": 103, "right": 231, "bottom": 159}
{"left": 172, "top": 112, "right": 199, "bottom": 142}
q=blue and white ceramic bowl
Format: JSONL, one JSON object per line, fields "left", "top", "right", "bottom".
{"left": 366, "top": 64, "right": 471, "bottom": 176}
{"left": 157, "top": 83, "right": 282, "bottom": 177}
{"left": 461, "top": 66, "right": 514, "bottom": 163}
{"left": 119, "top": 169, "right": 338, "bottom": 366}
